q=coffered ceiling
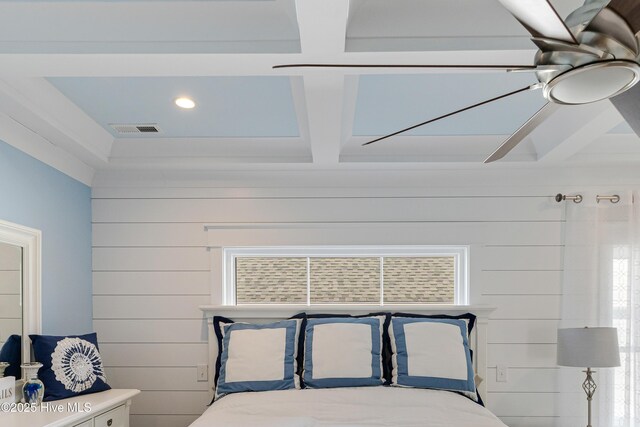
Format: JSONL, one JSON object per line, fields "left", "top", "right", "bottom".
{"left": 0, "top": 0, "right": 636, "bottom": 186}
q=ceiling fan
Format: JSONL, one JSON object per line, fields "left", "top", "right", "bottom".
{"left": 274, "top": 0, "right": 640, "bottom": 163}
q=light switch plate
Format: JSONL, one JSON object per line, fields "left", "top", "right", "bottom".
{"left": 197, "top": 364, "right": 208, "bottom": 382}
{"left": 496, "top": 364, "right": 508, "bottom": 382}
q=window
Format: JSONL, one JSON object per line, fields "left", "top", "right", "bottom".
{"left": 224, "top": 246, "right": 468, "bottom": 305}
{"left": 612, "top": 245, "right": 637, "bottom": 427}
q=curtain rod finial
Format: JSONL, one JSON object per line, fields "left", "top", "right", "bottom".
{"left": 556, "top": 193, "right": 582, "bottom": 203}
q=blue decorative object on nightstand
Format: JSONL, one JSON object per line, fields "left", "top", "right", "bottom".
{"left": 21, "top": 362, "right": 44, "bottom": 405}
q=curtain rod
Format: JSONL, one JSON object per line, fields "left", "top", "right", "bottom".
{"left": 555, "top": 193, "right": 621, "bottom": 204}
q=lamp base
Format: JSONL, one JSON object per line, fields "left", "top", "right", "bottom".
{"left": 583, "top": 368, "right": 597, "bottom": 427}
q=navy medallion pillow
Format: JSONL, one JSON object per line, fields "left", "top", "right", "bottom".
{"left": 29, "top": 333, "right": 111, "bottom": 401}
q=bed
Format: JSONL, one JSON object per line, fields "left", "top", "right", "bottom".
{"left": 195, "top": 305, "right": 503, "bottom": 427}
{"left": 190, "top": 387, "right": 507, "bottom": 427}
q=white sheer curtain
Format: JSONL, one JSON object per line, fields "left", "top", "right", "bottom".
{"left": 560, "top": 191, "right": 640, "bottom": 427}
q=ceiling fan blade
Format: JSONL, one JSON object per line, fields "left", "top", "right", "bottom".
{"left": 497, "top": 0, "right": 578, "bottom": 44}
{"left": 273, "top": 64, "right": 537, "bottom": 70}
{"left": 362, "top": 84, "right": 537, "bottom": 146}
{"left": 582, "top": 4, "right": 639, "bottom": 55}
{"left": 610, "top": 80, "right": 640, "bottom": 137}
{"left": 484, "top": 102, "right": 562, "bottom": 163}
{"left": 605, "top": 0, "right": 640, "bottom": 35}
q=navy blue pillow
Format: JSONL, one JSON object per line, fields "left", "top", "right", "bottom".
{"left": 29, "top": 333, "right": 111, "bottom": 401}
{"left": 212, "top": 315, "right": 235, "bottom": 402}
{"left": 392, "top": 312, "right": 476, "bottom": 335}
{"left": 0, "top": 334, "right": 22, "bottom": 379}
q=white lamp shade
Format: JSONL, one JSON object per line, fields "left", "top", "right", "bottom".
{"left": 557, "top": 327, "right": 620, "bottom": 368}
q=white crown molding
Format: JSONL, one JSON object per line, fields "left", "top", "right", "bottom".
{"left": 0, "top": 77, "right": 113, "bottom": 163}
{"left": 0, "top": 113, "right": 94, "bottom": 186}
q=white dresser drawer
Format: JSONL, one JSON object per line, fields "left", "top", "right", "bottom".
{"left": 2, "top": 389, "right": 138, "bottom": 427}
{"left": 94, "top": 404, "right": 126, "bottom": 427}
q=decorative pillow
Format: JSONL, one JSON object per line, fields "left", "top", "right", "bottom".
{"left": 389, "top": 316, "right": 477, "bottom": 401}
{"left": 0, "top": 334, "right": 22, "bottom": 379}
{"left": 214, "top": 318, "right": 301, "bottom": 400}
{"left": 291, "top": 312, "right": 392, "bottom": 387}
{"left": 29, "top": 333, "right": 110, "bottom": 401}
{"left": 303, "top": 316, "right": 385, "bottom": 389}
{"left": 393, "top": 312, "right": 476, "bottom": 336}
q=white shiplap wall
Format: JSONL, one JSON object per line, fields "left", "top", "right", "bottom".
{"left": 0, "top": 242, "right": 21, "bottom": 348}
{"left": 92, "top": 180, "right": 568, "bottom": 427}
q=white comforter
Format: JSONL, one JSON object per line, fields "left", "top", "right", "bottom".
{"left": 189, "top": 387, "right": 508, "bottom": 427}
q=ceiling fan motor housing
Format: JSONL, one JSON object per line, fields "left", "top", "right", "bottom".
{"left": 534, "top": 0, "right": 640, "bottom": 105}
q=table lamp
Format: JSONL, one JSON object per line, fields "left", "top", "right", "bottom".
{"left": 557, "top": 327, "right": 620, "bottom": 427}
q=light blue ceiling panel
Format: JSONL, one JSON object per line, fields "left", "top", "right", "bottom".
{"left": 353, "top": 73, "right": 546, "bottom": 136}
{"left": 0, "top": 0, "right": 273, "bottom": 1}
{"left": 47, "top": 77, "right": 299, "bottom": 138}
{"left": 0, "top": 0, "right": 300, "bottom": 54}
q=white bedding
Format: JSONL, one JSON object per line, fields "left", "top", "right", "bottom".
{"left": 189, "top": 387, "right": 507, "bottom": 427}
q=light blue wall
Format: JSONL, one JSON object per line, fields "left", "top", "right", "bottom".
{"left": 0, "top": 140, "right": 92, "bottom": 334}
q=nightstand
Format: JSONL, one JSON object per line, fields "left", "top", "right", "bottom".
{"left": 2, "top": 389, "right": 140, "bottom": 427}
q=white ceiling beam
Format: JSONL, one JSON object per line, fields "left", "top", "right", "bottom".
{"left": 107, "top": 156, "right": 312, "bottom": 170}
{"left": 532, "top": 101, "right": 625, "bottom": 163}
{"left": 303, "top": 72, "right": 347, "bottom": 164}
{"left": 110, "top": 137, "right": 308, "bottom": 158}
{"left": 295, "top": 0, "right": 350, "bottom": 165}
{"left": 342, "top": 134, "right": 537, "bottom": 163}
{"left": 289, "top": 77, "right": 311, "bottom": 146}
{"left": 91, "top": 164, "right": 640, "bottom": 192}
{"left": 341, "top": 76, "right": 360, "bottom": 143}
{"left": 566, "top": 133, "right": 640, "bottom": 162}
{"left": 341, "top": 153, "right": 534, "bottom": 163}
{"left": 0, "top": 50, "right": 536, "bottom": 78}
{"left": 296, "top": 0, "right": 348, "bottom": 53}
{"left": 581, "top": 133, "right": 640, "bottom": 152}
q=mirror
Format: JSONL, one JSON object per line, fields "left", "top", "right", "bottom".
{"left": 0, "top": 241, "right": 22, "bottom": 379}
{"left": 0, "top": 219, "right": 41, "bottom": 380}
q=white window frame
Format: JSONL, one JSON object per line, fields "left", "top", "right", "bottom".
{"left": 223, "top": 245, "right": 469, "bottom": 306}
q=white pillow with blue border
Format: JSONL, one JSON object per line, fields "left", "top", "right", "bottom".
{"left": 389, "top": 317, "right": 477, "bottom": 401}
{"left": 215, "top": 319, "right": 301, "bottom": 399}
{"left": 303, "top": 316, "right": 385, "bottom": 388}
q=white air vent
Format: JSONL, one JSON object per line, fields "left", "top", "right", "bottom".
{"left": 110, "top": 124, "right": 162, "bottom": 134}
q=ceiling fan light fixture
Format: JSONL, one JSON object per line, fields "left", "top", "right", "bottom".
{"left": 543, "top": 60, "right": 640, "bottom": 105}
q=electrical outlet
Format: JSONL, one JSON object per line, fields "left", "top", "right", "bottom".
{"left": 197, "top": 364, "right": 208, "bottom": 382}
{"left": 496, "top": 364, "right": 508, "bottom": 382}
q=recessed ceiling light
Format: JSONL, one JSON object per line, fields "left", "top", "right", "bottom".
{"left": 175, "top": 97, "right": 196, "bottom": 109}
